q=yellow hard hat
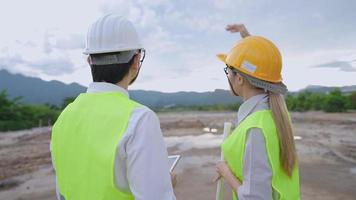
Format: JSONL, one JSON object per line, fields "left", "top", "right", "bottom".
{"left": 217, "top": 36, "right": 283, "bottom": 83}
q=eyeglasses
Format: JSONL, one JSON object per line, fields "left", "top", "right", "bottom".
{"left": 134, "top": 49, "right": 146, "bottom": 68}
{"left": 138, "top": 49, "right": 146, "bottom": 63}
{"left": 223, "top": 64, "right": 238, "bottom": 76}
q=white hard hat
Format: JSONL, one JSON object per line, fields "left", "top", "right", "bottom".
{"left": 83, "top": 14, "right": 143, "bottom": 55}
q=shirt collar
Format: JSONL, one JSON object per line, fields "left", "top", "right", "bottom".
{"left": 237, "top": 93, "right": 268, "bottom": 124}
{"left": 86, "top": 82, "right": 129, "bottom": 97}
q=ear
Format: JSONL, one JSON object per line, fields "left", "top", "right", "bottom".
{"left": 236, "top": 73, "right": 244, "bottom": 85}
{"left": 131, "top": 54, "right": 140, "bottom": 70}
{"left": 87, "top": 56, "right": 91, "bottom": 65}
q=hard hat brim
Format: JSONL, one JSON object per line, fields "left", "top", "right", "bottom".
{"left": 89, "top": 50, "right": 139, "bottom": 65}
{"left": 83, "top": 46, "right": 143, "bottom": 55}
{"left": 234, "top": 68, "right": 288, "bottom": 94}
{"left": 216, "top": 54, "right": 227, "bottom": 63}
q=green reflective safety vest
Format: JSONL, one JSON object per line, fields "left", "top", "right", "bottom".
{"left": 51, "top": 92, "right": 142, "bottom": 200}
{"left": 221, "top": 110, "right": 300, "bottom": 200}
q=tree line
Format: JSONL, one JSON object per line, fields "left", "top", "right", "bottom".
{"left": 0, "top": 90, "right": 75, "bottom": 132}
{"left": 1, "top": 89, "right": 355, "bottom": 131}
{"left": 286, "top": 90, "right": 356, "bottom": 112}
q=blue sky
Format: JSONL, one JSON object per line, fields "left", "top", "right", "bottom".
{"left": 0, "top": 0, "right": 355, "bottom": 92}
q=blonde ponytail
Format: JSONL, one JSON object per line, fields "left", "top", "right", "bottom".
{"left": 269, "top": 92, "right": 297, "bottom": 177}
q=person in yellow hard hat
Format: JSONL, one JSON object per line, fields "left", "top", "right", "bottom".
{"left": 213, "top": 24, "right": 300, "bottom": 200}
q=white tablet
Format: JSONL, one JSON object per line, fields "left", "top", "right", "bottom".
{"left": 168, "top": 155, "right": 181, "bottom": 172}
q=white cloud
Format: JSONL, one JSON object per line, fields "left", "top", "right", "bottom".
{"left": 0, "top": 50, "right": 76, "bottom": 76}
{"left": 0, "top": 54, "right": 24, "bottom": 68}
{"left": 29, "top": 56, "right": 76, "bottom": 76}
{"left": 283, "top": 48, "right": 356, "bottom": 91}
{"left": 53, "top": 34, "right": 85, "bottom": 51}
{"left": 312, "top": 60, "right": 356, "bottom": 72}
{"left": 0, "top": 0, "right": 356, "bottom": 92}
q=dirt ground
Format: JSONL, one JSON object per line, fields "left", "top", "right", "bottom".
{"left": 0, "top": 111, "right": 355, "bottom": 200}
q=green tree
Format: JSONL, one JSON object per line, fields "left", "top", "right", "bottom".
{"left": 61, "top": 97, "right": 76, "bottom": 109}
{"left": 0, "top": 90, "right": 60, "bottom": 131}
{"left": 346, "top": 92, "right": 356, "bottom": 110}
{"left": 295, "top": 92, "right": 312, "bottom": 111}
{"left": 286, "top": 94, "right": 297, "bottom": 111}
{"left": 309, "top": 93, "right": 325, "bottom": 110}
{"left": 322, "top": 89, "right": 347, "bottom": 112}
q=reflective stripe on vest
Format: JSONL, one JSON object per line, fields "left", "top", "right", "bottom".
{"left": 221, "top": 110, "right": 300, "bottom": 200}
{"left": 51, "top": 92, "right": 142, "bottom": 200}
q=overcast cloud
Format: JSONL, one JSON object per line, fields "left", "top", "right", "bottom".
{"left": 0, "top": 0, "right": 355, "bottom": 92}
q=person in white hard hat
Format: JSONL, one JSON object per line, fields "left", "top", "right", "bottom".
{"left": 50, "top": 14, "right": 176, "bottom": 200}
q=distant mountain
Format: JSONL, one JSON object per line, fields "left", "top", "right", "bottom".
{"left": 2, "top": 70, "right": 355, "bottom": 108}
{"left": 300, "top": 85, "right": 356, "bottom": 94}
{"left": 130, "top": 89, "right": 240, "bottom": 108}
{"left": 0, "top": 69, "right": 241, "bottom": 108}
{"left": 0, "top": 69, "right": 86, "bottom": 106}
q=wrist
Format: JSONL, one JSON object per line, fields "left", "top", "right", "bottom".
{"left": 232, "top": 179, "right": 240, "bottom": 191}
{"left": 225, "top": 173, "right": 240, "bottom": 191}
{"left": 241, "top": 26, "right": 250, "bottom": 38}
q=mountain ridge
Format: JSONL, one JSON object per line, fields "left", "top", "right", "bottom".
{"left": 1, "top": 69, "right": 355, "bottom": 107}
{"left": 0, "top": 69, "right": 241, "bottom": 107}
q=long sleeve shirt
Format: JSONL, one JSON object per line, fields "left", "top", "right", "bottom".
{"left": 51, "top": 82, "right": 176, "bottom": 200}
{"left": 236, "top": 93, "right": 278, "bottom": 200}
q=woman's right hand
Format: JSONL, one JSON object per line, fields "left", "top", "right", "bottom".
{"left": 225, "top": 24, "right": 250, "bottom": 38}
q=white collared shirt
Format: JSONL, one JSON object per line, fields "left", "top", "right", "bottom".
{"left": 54, "top": 82, "right": 176, "bottom": 200}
